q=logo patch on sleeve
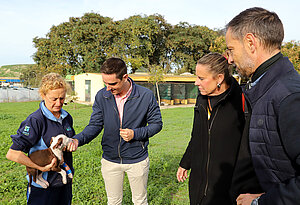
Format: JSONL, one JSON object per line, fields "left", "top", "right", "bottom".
{"left": 22, "top": 126, "right": 30, "bottom": 136}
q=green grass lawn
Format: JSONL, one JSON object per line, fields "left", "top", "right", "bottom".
{"left": 0, "top": 101, "right": 193, "bottom": 204}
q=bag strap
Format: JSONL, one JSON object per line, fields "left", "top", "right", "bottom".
{"left": 242, "top": 92, "right": 245, "bottom": 112}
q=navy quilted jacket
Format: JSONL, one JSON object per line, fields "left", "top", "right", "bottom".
{"left": 244, "top": 56, "right": 300, "bottom": 204}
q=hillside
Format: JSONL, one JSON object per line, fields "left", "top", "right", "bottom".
{"left": 0, "top": 64, "right": 34, "bottom": 77}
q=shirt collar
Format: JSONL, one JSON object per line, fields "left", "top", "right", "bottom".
{"left": 40, "top": 101, "right": 68, "bottom": 122}
{"left": 251, "top": 52, "right": 282, "bottom": 83}
{"left": 246, "top": 52, "right": 282, "bottom": 89}
{"left": 115, "top": 78, "right": 132, "bottom": 99}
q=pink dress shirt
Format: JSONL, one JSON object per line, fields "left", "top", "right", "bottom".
{"left": 114, "top": 80, "right": 132, "bottom": 126}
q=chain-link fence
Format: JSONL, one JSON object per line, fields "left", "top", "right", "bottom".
{"left": 0, "top": 88, "right": 41, "bottom": 103}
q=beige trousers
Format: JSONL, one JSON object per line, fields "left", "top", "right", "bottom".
{"left": 101, "top": 157, "right": 150, "bottom": 205}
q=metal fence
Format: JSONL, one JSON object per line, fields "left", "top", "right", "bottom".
{"left": 0, "top": 88, "right": 41, "bottom": 103}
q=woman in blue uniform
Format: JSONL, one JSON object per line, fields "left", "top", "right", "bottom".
{"left": 6, "top": 73, "right": 75, "bottom": 205}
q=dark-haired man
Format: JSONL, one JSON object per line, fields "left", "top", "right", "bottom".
{"left": 68, "top": 57, "right": 162, "bottom": 205}
{"left": 226, "top": 7, "right": 300, "bottom": 205}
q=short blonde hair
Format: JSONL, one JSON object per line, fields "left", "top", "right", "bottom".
{"left": 39, "top": 73, "right": 69, "bottom": 96}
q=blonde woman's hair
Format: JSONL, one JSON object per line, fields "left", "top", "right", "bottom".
{"left": 39, "top": 73, "right": 69, "bottom": 96}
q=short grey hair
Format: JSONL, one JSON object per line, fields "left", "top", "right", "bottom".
{"left": 226, "top": 7, "right": 284, "bottom": 51}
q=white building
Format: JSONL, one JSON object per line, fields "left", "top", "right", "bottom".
{"left": 74, "top": 73, "right": 104, "bottom": 104}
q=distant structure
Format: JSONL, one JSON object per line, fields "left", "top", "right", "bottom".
{"left": 0, "top": 77, "right": 22, "bottom": 88}
{"left": 72, "top": 73, "right": 198, "bottom": 105}
{"left": 0, "top": 74, "right": 242, "bottom": 104}
{"left": 0, "top": 77, "right": 40, "bottom": 103}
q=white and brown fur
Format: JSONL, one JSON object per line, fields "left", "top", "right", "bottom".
{"left": 26, "top": 134, "right": 73, "bottom": 191}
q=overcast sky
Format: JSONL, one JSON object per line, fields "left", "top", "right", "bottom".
{"left": 0, "top": 0, "right": 299, "bottom": 66}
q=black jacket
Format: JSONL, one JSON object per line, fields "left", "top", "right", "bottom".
{"left": 245, "top": 55, "right": 300, "bottom": 204}
{"left": 180, "top": 77, "right": 261, "bottom": 205}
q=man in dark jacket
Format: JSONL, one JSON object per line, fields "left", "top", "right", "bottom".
{"left": 226, "top": 7, "right": 300, "bottom": 205}
{"left": 68, "top": 57, "right": 162, "bottom": 205}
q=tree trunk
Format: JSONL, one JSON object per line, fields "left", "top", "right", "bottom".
{"left": 156, "top": 82, "right": 161, "bottom": 107}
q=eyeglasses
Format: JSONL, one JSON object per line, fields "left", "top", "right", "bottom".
{"left": 225, "top": 49, "right": 233, "bottom": 58}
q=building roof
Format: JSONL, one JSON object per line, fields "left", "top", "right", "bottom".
{"left": 72, "top": 72, "right": 197, "bottom": 83}
{"left": 0, "top": 77, "right": 22, "bottom": 83}
{"left": 129, "top": 73, "right": 196, "bottom": 82}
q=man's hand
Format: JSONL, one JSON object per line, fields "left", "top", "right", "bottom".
{"left": 120, "top": 128, "right": 134, "bottom": 142}
{"left": 177, "top": 166, "right": 188, "bottom": 182}
{"left": 236, "top": 193, "right": 263, "bottom": 205}
{"left": 66, "top": 139, "right": 79, "bottom": 152}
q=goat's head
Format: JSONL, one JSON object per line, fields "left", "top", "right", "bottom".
{"left": 50, "top": 134, "right": 73, "bottom": 150}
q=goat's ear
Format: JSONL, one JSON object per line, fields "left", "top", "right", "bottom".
{"left": 53, "top": 138, "right": 63, "bottom": 149}
{"left": 50, "top": 137, "right": 54, "bottom": 145}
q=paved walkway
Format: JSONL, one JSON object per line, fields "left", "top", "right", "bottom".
{"left": 159, "top": 104, "right": 194, "bottom": 109}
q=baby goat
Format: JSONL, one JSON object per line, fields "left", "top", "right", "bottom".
{"left": 26, "top": 134, "right": 73, "bottom": 191}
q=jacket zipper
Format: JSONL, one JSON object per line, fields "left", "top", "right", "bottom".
{"left": 140, "top": 142, "right": 145, "bottom": 149}
{"left": 110, "top": 92, "right": 139, "bottom": 164}
{"left": 204, "top": 91, "right": 230, "bottom": 196}
{"left": 117, "top": 96, "right": 138, "bottom": 163}
{"left": 113, "top": 104, "right": 123, "bottom": 164}
{"left": 202, "top": 104, "right": 220, "bottom": 196}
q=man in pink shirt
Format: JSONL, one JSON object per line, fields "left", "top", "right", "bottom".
{"left": 69, "top": 57, "right": 163, "bottom": 205}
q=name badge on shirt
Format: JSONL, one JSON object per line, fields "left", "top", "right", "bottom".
{"left": 22, "top": 126, "right": 30, "bottom": 136}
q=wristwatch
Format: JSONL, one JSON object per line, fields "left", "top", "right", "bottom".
{"left": 251, "top": 196, "right": 260, "bottom": 205}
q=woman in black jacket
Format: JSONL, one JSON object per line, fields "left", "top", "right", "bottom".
{"left": 177, "top": 53, "right": 261, "bottom": 205}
